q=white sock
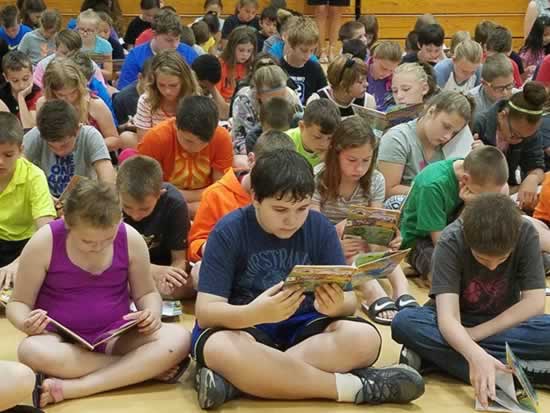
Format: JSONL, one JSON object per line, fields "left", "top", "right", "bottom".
{"left": 335, "top": 373, "right": 363, "bottom": 402}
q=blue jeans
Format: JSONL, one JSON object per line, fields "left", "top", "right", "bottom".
{"left": 391, "top": 306, "right": 550, "bottom": 383}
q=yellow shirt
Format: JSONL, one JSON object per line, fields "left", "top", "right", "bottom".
{"left": 200, "top": 36, "right": 216, "bottom": 53}
{"left": 0, "top": 158, "right": 56, "bottom": 241}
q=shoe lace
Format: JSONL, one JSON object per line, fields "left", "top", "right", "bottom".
{"left": 355, "top": 369, "right": 400, "bottom": 404}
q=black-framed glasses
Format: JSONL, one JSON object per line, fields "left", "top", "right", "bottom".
{"left": 489, "top": 82, "right": 514, "bottom": 93}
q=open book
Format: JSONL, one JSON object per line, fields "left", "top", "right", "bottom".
{"left": 48, "top": 317, "right": 138, "bottom": 351}
{"left": 0, "top": 288, "right": 12, "bottom": 307}
{"left": 475, "top": 344, "right": 539, "bottom": 413}
{"left": 344, "top": 206, "right": 401, "bottom": 246}
{"left": 352, "top": 103, "right": 424, "bottom": 131}
{"left": 284, "top": 249, "right": 411, "bottom": 292}
{"left": 442, "top": 126, "right": 474, "bottom": 159}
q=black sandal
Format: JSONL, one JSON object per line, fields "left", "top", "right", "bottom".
{"left": 361, "top": 297, "right": 398, "bottom": 325}
{"left": 395, "top": 294, "right": 420, "bottom": 311}
{"left": 2, "top": 405, "right": 44, "bottom": 413}
{"left": 32, "top": 373, "right": 44, "bottom": 408}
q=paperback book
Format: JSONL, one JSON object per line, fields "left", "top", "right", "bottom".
{"left": 0, "top": 288, "right": 11, "bottom": 307}
{"left": 352, "top": 103, "right": 423, "bottom": 131}
{"left": 344, "top": 206, "right": 401, "bottom": 246}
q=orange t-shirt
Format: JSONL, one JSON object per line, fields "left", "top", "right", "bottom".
{"left": 534, "top": 172, "right": 550, "bottom": 224}
{"left": 137, "top": 118, "right": 233, "bottom": 190}
{"left": 187, "top": 167, "right": 251, "bottom": 262}
{"left": 216, "top": 59, "right": 248, "bottom": 102}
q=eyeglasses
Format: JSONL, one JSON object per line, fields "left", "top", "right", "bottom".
{"left": 507, "top": 115, "right": 529, "bottom": 141}
{"left": 77, "top": 27, "right": 95, "bottom": 34}
{"left": 489, "top": 82, "right": 514, "bottom": 93}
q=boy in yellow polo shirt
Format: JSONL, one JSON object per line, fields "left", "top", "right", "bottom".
{"left": 0, "top": 112, "right": 55, "bottom": 289}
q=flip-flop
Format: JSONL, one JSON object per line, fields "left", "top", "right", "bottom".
{"left": 361, "top": 297, "right": 398, "bottom": 326}
{"left": 160, "top": 356, "right": 191, "bottom": 384}
{"left": 32, "top": 373, "right": 44, "bottom": 408}
{"left": 3, "top": 406, "right": 45, "bottom": 413}
{"left": 395, "top": 294, "right": 420, "bottom": 311}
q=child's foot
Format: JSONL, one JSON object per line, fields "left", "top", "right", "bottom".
{"left": 394, "top": 294, "right": 420, "bottom": 311}
{"left": 351, "top": 364, "right": 425, "bottom": 404}
{"left": 39, "top": 378, "right": 64, "bottom": 408}
{"left": 195, "top": 366, "right": 241, "bottom": 409}
{"left": 362, "top": 297, "right": 398, "bottom": 325}
{"left": 155, "top": 356, "right": 191, "bottom": 384}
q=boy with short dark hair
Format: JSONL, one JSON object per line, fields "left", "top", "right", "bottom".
{"left": 191, "top": 54, "right": 228, "bottom": 119}
{"left": 23, "top": 99, "right": 115, "bottom": 198}
{"left": 124, "top": 0, "right": 160, "bottom": 49}
{"left": 0, "top": 50, "right": 42, "bottom": 129}
{"left": 188, "top": 129, "right": 295, "bottom": 263}
{"left": 0, "top": 111, "right": 55, "bottom": 289}
{"left": 0, "top": 5, "right": 32, "bottom": 50}
{"left": 338, "top": 20, "right": 367, "bottom": 45}
{"left": 256, "top": 6, "right": 278, "bottom": 52}
{"left": 192, "top": 148, "right": 424, "bottom": 409}
{"left": 485, "top": 25, "right": 523, "bottom": 88}
{"left": 400, "top": 146, "right": 509, "bottom": 278}
{"left": 17, "top": 8, "right": 60, "bottom": 65}
{"left": 286, "top": 98, "right": 341, "bottom": 167}
{"left": 280, "top": 16, "right": 327, "bottom": 104}
{"left": 474, "top": 20, "right": 496, "bottom": 51}
{"left": 393, "top": 193, "right": 550, "bottom": 408}
{"left": 137, "top": 95, "right": 233, "bottom": 217}
{"left": 402, "top": 23, "right": 445, "bottom": 66}
{"left": 117, "top": 155, "right": 193, "bottom": 299}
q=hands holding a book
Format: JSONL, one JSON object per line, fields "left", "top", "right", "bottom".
{"left": 22, "top": 309, "right": 50, "bottom": 336}
{"left": 151, "top": 265, "right": 189, "bottom": 296}
{"left": 124, "top": 309, "right": 161, "bottom": 335}
{"left": 388, "top": 231, "right": 402, "bottom": 251}
{"left": 313, "top": 283, "right": 345, "bottom": 317}
{"left": 248, "top": 282, "right": 305, "bottom": 324}
{"left": 468, "top": 348, "right": 512, "bottom": 409}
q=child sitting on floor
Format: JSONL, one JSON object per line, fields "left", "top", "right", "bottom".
{"left": 117, "top": 155, "right": 193, "bottom": 299}
{"left": 0, "top": 5, "right": 32, "bottom": 50}
{"left": 393, "top": 193, "right": 550, "bottom": 408}
{"left": 76, "top": 9, "right": 113, "bottom": 81}
{"left": 434, "top": 39, "right": 482, "bottom": 93}
{"left": 192, "top": 148, "right": 424, "bottom": 409}
{"left": 6, "top": 179, "right": 191, "bottom": 408}
{"left": 0, "top": 112, "right": 55, "bottom": 290}
{"left": 17, "top": 8, "right": 60, "bottom": 65}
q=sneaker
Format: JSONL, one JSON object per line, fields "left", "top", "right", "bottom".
{"left": 399, "top": 346, "right": 422, "bottom": 372}
{"left": 195, "top": 366, "right": 241, "bottom": 409}
{"left": 519, "top": 360, "right": 550, "bottom": 390}
{"left": 351, "top": 364, "right": 425, "bottom": 404}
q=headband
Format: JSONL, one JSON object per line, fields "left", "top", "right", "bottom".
{"left": 508, "top": 101, "right": 543, "bottom": 116}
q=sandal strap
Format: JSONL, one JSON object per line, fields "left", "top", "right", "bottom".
{"left": 369, "top": 297, "right": 398, "bottom": 315}
{"left": 395, "top": 294, "right": 419, "bottom": 310}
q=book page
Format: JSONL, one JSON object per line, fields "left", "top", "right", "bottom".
{"left": 352, "top": 104, "right": 390, "bottom": 131}
{"left": 345, "top": 206, "right": 400, "bottom": 246}
{"left": 93, "top": 319, "right": 139, "bottom": 349}
{"left": 351, "top": 249, "right": 411, "bottom": 286}
{"left": 506, "top": 344, "right": 539, "bottom": 413}
{"left": 442, "top": 126, "right": 474, "bottom": 159}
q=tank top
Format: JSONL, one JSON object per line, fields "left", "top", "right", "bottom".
{"left": 35, "top": 219, "right": 131, "bottom": 338}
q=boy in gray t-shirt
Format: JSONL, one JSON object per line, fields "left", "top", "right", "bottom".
{"left": 392, "top": 193, "right": 550, "bottom": 408}
{"left": 23, "top": 99, "right": 115, "bottom": 198}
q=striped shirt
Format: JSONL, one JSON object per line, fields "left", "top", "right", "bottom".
{"left": 133, "top": 93, "right": 175, "bottom": 130}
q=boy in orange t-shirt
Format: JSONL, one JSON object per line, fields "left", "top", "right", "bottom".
{"left": 138, "top": 95, "right": 233, "bottom": 217}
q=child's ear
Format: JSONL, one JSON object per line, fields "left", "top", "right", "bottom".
{"left": 247, "top": 152, "right": 256, "bottom": 169}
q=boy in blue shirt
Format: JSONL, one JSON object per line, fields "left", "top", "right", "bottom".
{"left": 117, "top": 9, "right": 198, "bottom": 90}
{"left": 192, "top": 149, "right": 424, "bottom": 409}
{"left": 0, "top": 5, "right": 31, "bottom": 50}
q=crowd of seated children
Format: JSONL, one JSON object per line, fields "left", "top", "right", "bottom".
{"left": 76, "top": 9, "right": 113, "bottom": 81}
{"left": 312, "top": 116, "right": 418, "bottom": 325}
{"left": 117, "top": 155, "right": 193, "bottom": 300}
{"left": 0, "top": 5, "right": 32, "bottom": 50}
{"left": 217, "top": 26, "right": 256, "bottom": 102}
{"left": 124, "top": 0, "right": 160, "bottom": 50}
{"left": 17, "top": 0, "right": 46, "bottom": 30}
{"left": 193, "top": 0, "right": 225, "bottom": 34}
{"left": 280, "top": 16, "right": 327, "bottom": 105}
{"left": 365, "top": 41, "right": 402, "bottom": 110}
{"left": 191, "top": 20, "right": 211, "bottom": 55}
{"left": 220, "top": 0, "right": 259, "bottom": 49}
{"left": 308, "top": 54, "right": 375, "bottom": 117}
{"left": 393, "top": 193, "right": 550, "bottom": 408}
{"left": 129, "top": 50, "right": 200, "bottom": 146}
{"left": 378, "top": 91, "right": 474, "bottom": 210}
{"left": 7, "top": 179, "right": 191, "bottom": 408}
{"left": 0, "top": 112, "right": 54, "bottom": 292}
{"left": 23, "top": 99, "right": 115, "bottom": 199}
{"left": 468, "top": 53, "right": 515, "bottom": 121}
{"left": 117, "top": 9, "right": 198, "bottom": 90}
{"left": 338, "top": 21, "right": 368, "bottom": 52}
{"left": 263, "top": 8, "right": 297, "bottom": 59}
{"left": 37, "top": 58, "right": 121, "bottom": 151}
{"left": 400, "top": 146, "right": 508, "bottom": 279}
{"left": 287, "top": 98, "right": 340, "bottom": 169}
{"left": 66, "top": 0, "right": 124, "bottom": 40}
{"left": 473, "top": 82, "right": 546, "bottom": 211}
{"left": 137, "top": 95, "right": 233, "bottom": 217}
{"left": 193, "top": 148, "right": 424, "bottom": 409}
{"left": 232, "top": 62, "right": 301, "bottom": 156}
{"left": 0, "top": 50, "right": 42, "bottom": 130}
{"left": 17, "top": 8, "right": 60, "bottom": 66}
{"left": 434, "top": 39, "right": 482, "bottom": 92}
{"left": 135, "top": 5, "right": 178, "bottom": 47}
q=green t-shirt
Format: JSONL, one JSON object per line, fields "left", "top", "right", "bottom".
{"left": 400, "top": 159, "right": 463, "bottom": 249}
{"left": 286, "top": 127, "right": 322, "bottom": 168}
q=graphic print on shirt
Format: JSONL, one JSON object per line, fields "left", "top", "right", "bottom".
{"left": 460, "top": 275, "right": 509, "bottom": 314}
{"left": 141, "top": 233, "right": 159, "bottom": 250}
{"left": 290, "top": 75, "right": 306, "bottom": 103}
{"left": 169, "top": 149, "right": 211, "bottom": 190}
{"left": 48, "top": 154, "right": 76, "bottom": 197}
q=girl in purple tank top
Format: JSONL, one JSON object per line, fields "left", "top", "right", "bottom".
{"left": 7, "top": 180, "right": 191, "bottom": 408}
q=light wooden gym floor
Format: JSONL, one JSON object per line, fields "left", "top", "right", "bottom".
{"left": 1, "top": 278, "right": 549, "bottom": 413}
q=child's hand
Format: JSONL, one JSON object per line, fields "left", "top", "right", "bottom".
{"left": 388, "top": 230, "right": 402, "bottom": 251}
{"left": 0, "top": 261, "right": 18, "bottom": 289}
{"left": 124, "top": 309, "right": 161, "bottom": 335}
{"left": 18, "top": 82, "right": 33, "bottom": 99}
{"left": 22, "top": 310, "right": 50, "bottom": 336}
{"left": 468, "top": 350, "right": 512, "bottom": 409}
{"left": 517, "top": 175, "right": 539, "bottom": 210}
{"left": 152, "top": 265, "right": 189, "bottom": 295}
{"left": 313, "top": 283, "right": 344, "bottom": 316}
{"left": 335, "top": 219, "right": 347, "bottom": 239}
{"left": 341, "top": 238, "right": 368, "bottom": 258}
{"left": 248, "top": 282, "right": 305, "bottom": 324}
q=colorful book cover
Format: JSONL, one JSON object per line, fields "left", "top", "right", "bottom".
{"left": 352, "top": 103, "right": 423, "bottom": 131}
{"left": 344, "top": 206, "right": 401, "bottom": 246}
{"left": 0, "top": 288, "right": 12, "bottom": 307}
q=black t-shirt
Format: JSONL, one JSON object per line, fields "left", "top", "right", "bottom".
{"left": 109, "top": 36, "right": 126, "bottom": 60}
{"left": 221, "top": 15, "right": 260, "bottom": 39}
{"left": 124, "top": 183, "right": 190, "bottom": 266}
{"left": 113, "top": 80, "right": 139, "bottom": 124}
{"left": 124, "top": 17, "right": 151, "bottom": 47}
{"left": 256, "top": 31, "right": 268, "bottom": 52}
{"left": 0, "top": 82, "right": 41, "bottom": 116}
{"left": 281, "top": 57, "right": 328, "bottom": 104}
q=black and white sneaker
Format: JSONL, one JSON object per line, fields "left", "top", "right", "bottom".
{"left": 351, "top": 364, "right": 425, "bottom": 404}
{"left": 519, "top": 360, "right": 550, "bottom": 389}
{"left": 399, "top": 346, "right": 440, "bottom": 375}
{"left": 195, "top": 366, "right": 241, "bottom": 410}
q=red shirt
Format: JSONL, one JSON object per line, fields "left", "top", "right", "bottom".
{"left": 536, "top": 54, "right": 550, "bottom": 85}
{"left": 135, "top": 28, "right": 153, "bottom": 47}
{"left": 510, "top": 58, "right": 522, "bottom": 88}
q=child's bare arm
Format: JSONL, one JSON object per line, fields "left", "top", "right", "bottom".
{"left": 93, "top": 159, "right": 116, "bottom": 185}
{"left": 378, "top": 161, "right": 410, "bottom": 197}
{"left": 17, "top": 84, "right": 36, "bottom": 129}
{"left": 92, "top": 99, "right": 122, "bottom": 151}
{"left": 430, "top": 231, "right": 442, "bottom": 245}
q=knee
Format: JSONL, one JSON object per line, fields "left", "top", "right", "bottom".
{"left": 10, "top": 361, "right": 35, "bottom": 394}
{"left": 0, "top": 361, "right": 35, "bottom": 409}
{"left": 391, "top": 308, "right": 418, "bottom": 344}
{"left": 354, "top": 323, "right": 382, "bottom": 366}
{"left": 18, "top": 337, "right": 50, "bottom": 370}
{"left": 202, "top": 331, "right": 242, "bottom": 369}
{"left": 158, "top": 324, "right": 191, "bottom": 360}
